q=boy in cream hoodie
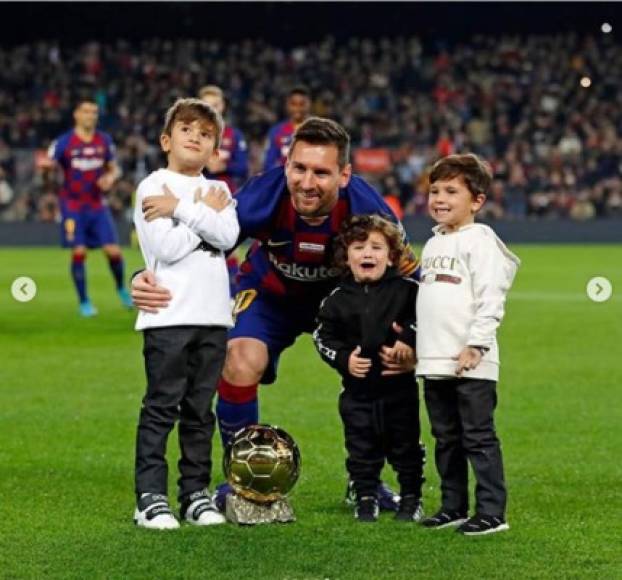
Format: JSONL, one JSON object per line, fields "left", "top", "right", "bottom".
{"left": 417, "top": 154, "right": 520, "bottom": 536}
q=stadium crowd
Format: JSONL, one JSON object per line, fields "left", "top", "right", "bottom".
{"left": 1, "top": 32, "right": 621, "bottom": 222}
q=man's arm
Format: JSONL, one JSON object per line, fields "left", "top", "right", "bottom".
{"left": 97, "top": 160, "right": 122, "bottom": 192}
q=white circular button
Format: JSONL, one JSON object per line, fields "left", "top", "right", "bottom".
{"left": 11, "top": 277, "right": 37, "bottom": 302}
{"left": 586, "top": 276, "right": 612, "bottom": 303}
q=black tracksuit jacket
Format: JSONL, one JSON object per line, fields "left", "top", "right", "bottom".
{"left": 313, "top": 267, "right": 418, "bottom": 398}
{"left": 313, "top": 267, "right": 423, "bottom": 497}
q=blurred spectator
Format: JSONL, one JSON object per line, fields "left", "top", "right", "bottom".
{"left": 0, "top": 33, "right": 621, "bottom": 221}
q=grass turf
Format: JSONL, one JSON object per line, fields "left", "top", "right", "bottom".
{"left": 1, "top": 245, "right": 621, "bottom": 579}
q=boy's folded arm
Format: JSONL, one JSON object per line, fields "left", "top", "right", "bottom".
{"left": 135, "top": 190, "right": 202, "bottom": 263}
{"left": 173, "top": 197, "right": 240, "bottom": 250}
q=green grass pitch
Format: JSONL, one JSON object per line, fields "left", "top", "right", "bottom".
{"left": 1, "top": 245, "right": 621, "bottom": 579}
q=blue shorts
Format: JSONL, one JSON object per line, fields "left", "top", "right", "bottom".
{"left": 229, "top": 288, "right": 320, "bottom": 384}
{"left": 60, "top": 205, "right": 119, "bottom": 249}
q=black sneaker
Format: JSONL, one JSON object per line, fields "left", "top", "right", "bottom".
{"left": 344, "top": 480, "right": 400, "bottom": 511}
{"left": 421, "top": 509, "right": 467, "bottom": 529}
{"left": 395, "top": 495, "right": 424, "bottom": 522}
{"left": 355, "top": 496, "right": 379, "bottom": 522}
{"left": 457, "top": 513, "right": 509, "bottom": 536}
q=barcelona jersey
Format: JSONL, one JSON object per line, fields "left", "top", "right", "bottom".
{"left": 263, "top": 121, "right": 296, "bottom": 171}
{"left": 48, "top": 129, "right": 115, "bottom": 212}
{"left": 204, "top": 125, "right": 249, "bottom": 193}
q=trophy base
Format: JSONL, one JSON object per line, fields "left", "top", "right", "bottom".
{"left": 225, "top": 493, "right": 296, "bottom": 525}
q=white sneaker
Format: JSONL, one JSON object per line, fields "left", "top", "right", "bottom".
{"left": 134, "top": 493, "right": 180, "bottom": 530}
{"left": 182, "top": 490, "right": 226, "bottom": 526}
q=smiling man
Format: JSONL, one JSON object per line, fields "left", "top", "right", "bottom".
{"left": 132, "top": 117, "right": 419, "bottom": 510}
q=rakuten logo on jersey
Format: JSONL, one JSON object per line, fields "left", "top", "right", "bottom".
{"left": 71, "top": 158, "right": 105, "bottom": 171}
{"left": 269, "top": 253, "right": 339, "bottom": 282}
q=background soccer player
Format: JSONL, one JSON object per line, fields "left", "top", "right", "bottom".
{"left": 47, "top": 98, "right": 132, "bottom": 316}
{"left": 198, "top": 85, "right": 249, "bottom": 193}
{"left": 263, "top": 86, "right": 312, "bottom": 171}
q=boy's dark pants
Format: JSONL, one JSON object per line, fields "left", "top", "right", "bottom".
{"left": 135, "top": 325, "right": 227, "bottom": 503}
{"left": 423, "top": 378, "right": 506, "bottom": 517}
{"left": 339, "top": 385, "right": 424, "bottom": 499}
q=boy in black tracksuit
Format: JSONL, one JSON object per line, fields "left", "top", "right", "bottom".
{"left": 313, "top": 214, "right": 425, "bottom": 523}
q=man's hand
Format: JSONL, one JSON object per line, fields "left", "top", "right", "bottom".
{"left": 197, "top": 185, "right": 230, "bottom": 212}
{"left": 131, "top": 270, "right": 172, "bottom": 313}
{"left": 453, "top": 346, "right": 483, "bottom": 377}
{"left": 379, "top": 322, "right": 415, "bottom": 375}
{"left": 348, "top": 346, "right": 372, "bottom": 378}
{"left": 143, "top": 184, "right": 180, "bottom": 222}
{"left": 97, "top": 172, "right": 116, "bottom": 192}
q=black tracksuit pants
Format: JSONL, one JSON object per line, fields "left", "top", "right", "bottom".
{"left": 423, "top": 378, "right": 507, "bottom": 517}
{"left": 135, "top": 325, "right": 227, "bottom": 503}
{"left": 339, "top": 386, "right": 424, "bottom": 499}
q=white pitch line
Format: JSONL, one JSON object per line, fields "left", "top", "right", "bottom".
{"left": 509, "top": 291, "right": 620, "bottom": 302}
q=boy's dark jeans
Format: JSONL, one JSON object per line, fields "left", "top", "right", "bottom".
{"left": 135, "top": 325, "right": 226, "bottom": 503}
{"left": 424, "top": 377, "right": 507, "bottom": 517}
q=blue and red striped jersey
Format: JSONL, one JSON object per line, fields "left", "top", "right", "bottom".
{"left": 263, "top": 120, "right": 296, "bottom": 171}
{"left": 233, "top": 167, "right": 418, "bottom": 301}
{"left": 48, "top": 130, "right": 115, "bottom": 211}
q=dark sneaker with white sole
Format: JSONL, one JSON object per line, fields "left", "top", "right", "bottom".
{"left": 134, "top": 493, "right": 180, "bottom": 530}
{"left": 345, "top": 480, "right": 400, "bottom": 512}
{"left": 421, "top": 509, "right": 468, "bottom": 529}
{"left": 395, "top": 495, "right": 424, "bottom": 522}
{"left": 457, "top": 513, "right": 509, "bottom": 536}
{"left": 355, "top": 496, "right": 379, "bottom": 522}
{"left": 181, "top": 489, "right": 226, "bottom": 526}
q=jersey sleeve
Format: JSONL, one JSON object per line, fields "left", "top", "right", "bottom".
{"left": 47, "top": 137, "right": 65, "bottom": 163}
{"left": 103, "top": 133, "right": 116, "bottom": 163}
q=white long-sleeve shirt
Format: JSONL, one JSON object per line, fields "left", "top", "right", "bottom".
{"left": 416, "top": 223, "right": 520, "bottom": 382}
{"left": 133, "top": 168, "right": 240, "bottom": 331}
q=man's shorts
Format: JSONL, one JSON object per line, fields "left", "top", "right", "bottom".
{"left": 60, "top": 205, "right": 119, "bottom": 249}
{"left": 229, "top": 288, "right": 320, "bottom": 385}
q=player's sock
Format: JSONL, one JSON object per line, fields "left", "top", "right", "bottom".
{"left": 107, "top": 254, "right": 125, "bottom": 290}
{"left": 216, "top": 379, "right": 258, "bottom": 448}
{"left": 71, "top": 253, "right": 88, "bottom": 303}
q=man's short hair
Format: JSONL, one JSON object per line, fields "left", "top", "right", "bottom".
{"left": 289, "top": 116, "right": 351, "bottom": 169}
{"left": 74, "top": 97, "right": 98, "bottom": 110}
{"left": 429, "top": 153, "right": 493, "bottom": 198}
{"left": 198, "top": 85, "right": 224, "bottom": 101}
{"left": 162, "top": 98, "right": 224, "bottom": 149}
{"left": 288, "top": 85, "right": 311, "bottom": 100}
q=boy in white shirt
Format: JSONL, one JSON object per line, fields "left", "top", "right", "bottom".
{"left": 133, "top": 98, "right": 239, "bottom": 529}
{"left": 417, "top": 154, "right": 520, "bottom": 535}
